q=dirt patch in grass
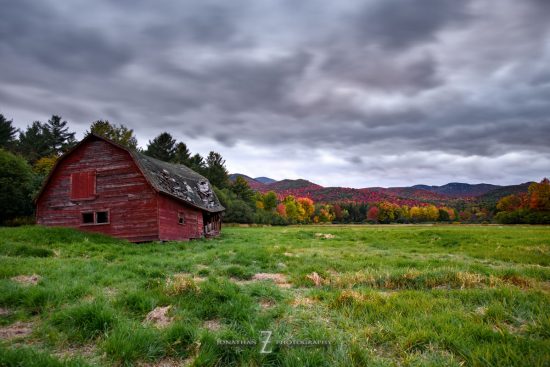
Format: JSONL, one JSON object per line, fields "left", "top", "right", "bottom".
{"left": 203, "top": 319, "right": 222, "bottom": 331}
{"left": 233, "top": 273, "right": 292, "bottom": 288}
{"left": 54, "top": 344, "right": 96, "bottom": 359}
{"left": 306, "top": 272, "right": 324, "bottom": 286}
{"left": 11, "top": 274, "right": 41, "bottom": 286}
{"left": 165, "top": 274, "right": 201, "bottom": 295}
{"left": 499, "top": 274, "right": 532, "bottom": 289}
{"left": 291, "top": 296, "right": 317, "bottom": 307}
{"left": 144, "top": 306, "right": 173, "bottom": 328}
{"left": 138, "top": 357, "right": 194, "bottom": 367}
{"left": 315, "top": 233, "right": 335, "bottom": 239}
{"left": 0, "top": 307, "right": 11, "bottom": 317}
{"left": 0, "top": 322, "right": 33, "bottom": 340}
{"left": 252, "top": 273, "right": 292, "bottom": 288}
{"left": 259, "top": 299, "right": 276, "bottom": 310}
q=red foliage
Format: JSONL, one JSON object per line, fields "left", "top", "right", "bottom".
{"left": 367, "top": 206, "right": 379, "bottom": 222}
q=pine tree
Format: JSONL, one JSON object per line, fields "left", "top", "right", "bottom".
{"left": 173, "top": 142, "right": 192, "bottom": 165}
{"left": 188, "top": 153, "right": 206, "bottom": 174}
{"left": 17, "top": 121, "right": 51, "bottom": 163}
{"left": 0, "top": 114, "right": 18, "bottom": 151}
{"left": 145, "top": 132, "right": 176, "bottom": 162}
{"left": 205, "top": 151, "right": 229, "bottom": 188}
{"left": 45, "top": 115, "right": 76, "bottom": 155}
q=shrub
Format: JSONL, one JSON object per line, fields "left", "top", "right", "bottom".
{"left": 0, "top": 149, "right": 37, "bottom": 224}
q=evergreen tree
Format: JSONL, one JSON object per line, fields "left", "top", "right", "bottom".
{"left": 173, "top": 142, "right": 192, "bottom": 165}
{"left": 45, "top": 115, "right": 76, "bottom": 155}
{"left": 145, "top": 132, "right": 176, "bottom": 162}
{"left": 188, "top": 153, "right": 206, "bottom": 174}
{"left": 0, "top": 114, "right": 18, "bottom": 151}
{"left": 89, "top": 120, "right": 138, "bottom": 150}
{"left": 17, "top": 121, "right": 51, "bottom": 163}
{"left": 205, "top": 151, "right": 229, "bottom": 188}
{"left": 230, "top": 176, "right": 255, "bottom": 205}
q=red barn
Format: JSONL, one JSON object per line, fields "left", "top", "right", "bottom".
{"left": 36, "top": 134, "right": 224, "bottom": 242}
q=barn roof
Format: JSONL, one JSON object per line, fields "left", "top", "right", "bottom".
{"left": 131, "top": 151, "right": 224, "bottom": 213}
{"left": 35, "top": 134, "right": 224, "bottom": 213}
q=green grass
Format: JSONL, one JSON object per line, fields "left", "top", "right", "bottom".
{"left": 0, "top": 225, "right": 549, "bottom": 366}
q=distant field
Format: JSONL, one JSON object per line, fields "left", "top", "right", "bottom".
{"left": 0, "top": 225, "right": 549, "bottom": 366}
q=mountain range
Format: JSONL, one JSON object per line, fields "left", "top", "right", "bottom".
{"left": 228, "top": 174, "right": 532, "bottom": 207}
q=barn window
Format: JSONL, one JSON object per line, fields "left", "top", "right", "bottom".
{"left": 96, "top": 211, "right": 109, "bottom": 224}
{"left": 81, "top": 210, "right": 109, "bottom": 225}
{"left": 71, "top": 171, "right": 96, "bottom": 200}
{"left": 82, "top": 212, "right": 94, "bottom": 224}
{"left": 178, "top": 212, "right": 185, "bottom": 225}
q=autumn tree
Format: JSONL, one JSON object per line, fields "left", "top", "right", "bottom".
{"left": 496, "top": 194, "right": 523, "bottom": 212}
{"left": 367, "top": 206, "right": 379, "bottom": 223}
{"left": 317, "top": 204, "right": 334, "bottom": 222}
{"left": 528, "top": 178, "right": 550, "bottom": 211}
{"left": 145, "top": 132, "right": 177, "bottom": 162}
{"left": 276, "top": 203, "right": 287, "bottom": 217}
{"left": 425, "top": 205, "right": 439, "bottom": 221}
{"left": 33, "top": 156, "right": 58, "bottom": 176}
{"left": 377, "top": 201, "right": 400, "bottom": 223}
{"left": 89, "top": 120, "right": 138, "bottom": 150}
{"left": 297, "top": 197, "right": 315, "bottom": 223}
{"left": 283, "top": 196, "right": 300, "bottom": 223}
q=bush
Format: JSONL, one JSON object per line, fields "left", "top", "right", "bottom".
{"left": 224, "top": 199, "right": 255, "bottom": 223}
{"left": 495, "top": 210, "right": 550, "bottom": 224}
{"left": 0, "top": 149, "right": 37, "bottom": 224}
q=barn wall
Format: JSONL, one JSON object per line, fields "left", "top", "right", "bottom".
{"left": 36, "top": 139, "right": 159, "bottom": 242}
{"left": 158, "top": 194, "right": 204, "bottom": 241}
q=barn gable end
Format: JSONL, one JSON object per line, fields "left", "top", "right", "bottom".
{"left": 36, "top": 137, "right": 159, "bottom": 242}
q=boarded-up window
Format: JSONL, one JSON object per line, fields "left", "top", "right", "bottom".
{"left": 71, "top": 171, "right": 96, "bottom": 200}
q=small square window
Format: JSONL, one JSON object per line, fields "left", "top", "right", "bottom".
{"left": 96, "top": 211, "right": 109, "bottom": 224}
{"left": 178, "top": 212, "right": 185, "bottom": 225}
{"left": 82, "top": 212, "right": 94, "bottom": 224}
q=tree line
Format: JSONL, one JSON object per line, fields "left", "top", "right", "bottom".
{"left": 494, "top": 179, "right": 550, "bottom": 224}
{"left": 1, "top": 112, "right": 548, "bottom": 225}
{"left": 0, "top": 113, "right": 231, "bottom": 224}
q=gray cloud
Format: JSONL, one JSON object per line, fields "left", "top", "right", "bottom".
{"left": 0, "top": 0, "right": 548, "bottom": 187}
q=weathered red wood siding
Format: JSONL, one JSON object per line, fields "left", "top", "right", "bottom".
{"left": 158, "top": 194, "right": 204, "bottom": 241}
{"left": 36, "top": 138, "right": 159, "bottom": 242}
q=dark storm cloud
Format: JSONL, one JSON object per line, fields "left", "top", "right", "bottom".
{"left": 351, "top": 0, "right": 472, "bottom": 49}
{"left": 1, "top": 0, "right": 549, "bottom": 186}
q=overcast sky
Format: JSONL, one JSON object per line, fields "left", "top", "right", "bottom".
{"left": 1, "top": 0, "right": 549, "bottom": 187}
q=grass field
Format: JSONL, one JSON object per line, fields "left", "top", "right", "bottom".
{"left": 0, "top": 225, "right": 549, "bottom": 366}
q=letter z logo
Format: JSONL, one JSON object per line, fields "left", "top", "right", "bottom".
{"left": 259, "top": 330, "right": 273, "bottom": 354}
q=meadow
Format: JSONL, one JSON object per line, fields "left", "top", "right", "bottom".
{"left": 0, "top": 225, "right": 549, "bottom": 366}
